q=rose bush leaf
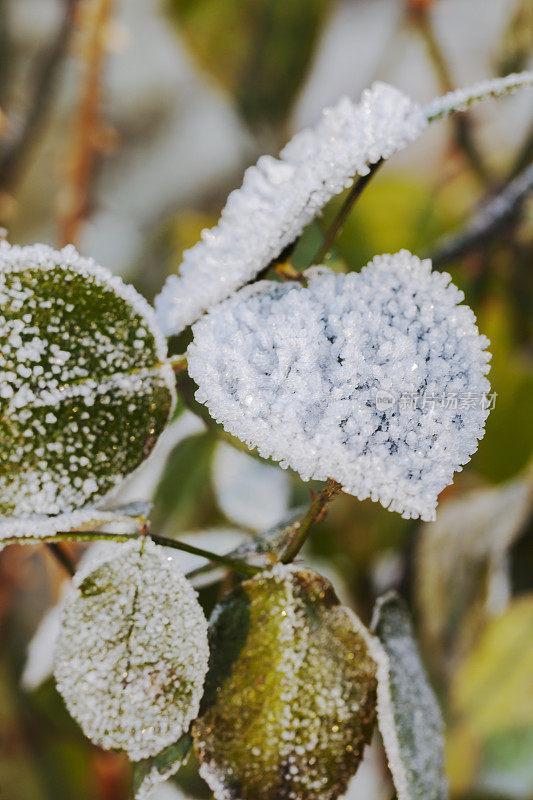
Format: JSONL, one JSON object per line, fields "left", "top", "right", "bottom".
{"left": 0, "top": 243, "right": 175, "bottom": 521}
{"left": 193, "top": 564, "right": 377, "bottom": 800}
{"left": 54, "top": 539, "right": 209, "bottom": 761}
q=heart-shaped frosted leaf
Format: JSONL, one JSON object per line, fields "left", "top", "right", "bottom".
{"left": 54, "top": 539, "right": 209, "bottom": 761}
{"left": 193, "top": 564, "right": 377, "bottom": 800}
{"left": 0, "top": 242, "right": 176, "bottom": 519}
{"left": 370, "top": 592, "right": 448, "bottom": 800}
{"left": 188, "top": 251, "right": 491, "bottom": 521}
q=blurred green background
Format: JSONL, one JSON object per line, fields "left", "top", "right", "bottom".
{"left": 0, "top": 0, "right": 532, "bottom": 799}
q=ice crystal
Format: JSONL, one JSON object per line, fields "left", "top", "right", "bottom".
{"left": 369, "top": 593, "right": 448, "bottom": 800}
{"left": 213, "top": 442, "right": 290, "bottom": 531}
{"left": 154, "top": 82, "right": 427, "bottom": 335}
{"left": 0, "top": 242, "right": 175, "bottom": 518}
{"left": 54, "top": 539, "right": 209, "bottom": 760}
{"left": 424, "top": 70, "right": 533, "bottom": 121}
{"left": 193, "top": 564, "right": 377, "bottom": 800}
{"left": 188, "top": 251, "right": 491, "bottom": 521}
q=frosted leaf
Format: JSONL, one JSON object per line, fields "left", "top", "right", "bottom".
{"left": 133, "top": 734, "right": 192, "bottom": 800}
{"left": 370, "top": 592, "right": 448, "bottom": 800}
{"left": 424, "top": 70, "right": 533, "bottom": 121}
{"left": 54, "top": 539, "right": 209, "bottom": 761}
{"left": 193, "top": 564, "right": 377, "bottom": 800}
{"left": 154, "top": 82, "right": 427, "bottom": 335}
{"left": 0, "top": 506, "right": 143, "bottom": 543}
{"left": 188, "top": 251, "right": 491, "bottom": 521}
{"left": 0, "top": 242, "right": 176, "bottom": 519}
{"left": 213, "top": 442, "right": 290, "bottom": 531}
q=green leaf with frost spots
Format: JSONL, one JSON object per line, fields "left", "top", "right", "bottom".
{"left": 132, "top": 733, "right": 192, "bottom": 800}
{"left": 370, "top": 592, "right": 448, "bottom": 800}
{"left": 0, "top": 243, "right": 175, "bottom": 520}
{"left": 54, "top": 539, "right": 209, "bottom": 762}
{"left": 193, "top": 564, "right": 377, "bottom": 800}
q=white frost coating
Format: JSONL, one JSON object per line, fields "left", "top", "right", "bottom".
{"left": 0, "top": 241, "right": 176, "bottom": 518}
{"left": 188, "top": 251, "right": 491, "bottom": 521}
{"left": 0, "top": 242, "right": 169, "bottom": 360}
{"left": 213, "top": 442, "right": 290, "bottom": 531}
{"left": 424, "top": 70, "right": 533, "bottom": 120}
{"left": 155, "top": 82, "right": 427, "bottom": 335}
{"left": 54, "top": 539, "right": 209, "bottom": 760}
{"left": 0, "top": 507, "right": 141, "bottom": 542}
{"left": 368, "top": 593, "right": 448, "bottom": 800}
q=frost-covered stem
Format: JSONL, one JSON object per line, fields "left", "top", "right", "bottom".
{"left": 45, "top": 542, "right": 75, "bottom": 576}
{"left": 409, "top": 5, "right": 491, "bottom": 184}
{"left": 429, "top": 161, "right": 533, "bottom": 266}
{"left": 312, "top": 160, "right": 384, "bottom": 265}
{"left": 0, "top": 0, "right": 80, "bottom": 206}
{"left": 280, "top": 478, "right": 342, "bottom": 564}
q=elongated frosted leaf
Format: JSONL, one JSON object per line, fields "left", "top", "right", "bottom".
{"left": 54, "top": 539, "right": 209, "bottom": 760}
{"left": 370, "top": 592, "right": 448, "bottom": 800}
{"left": 133, "top": 734, "right": 192, "bottom": 800}
{"left": 424, "top": 70, "right": 533, "bottom": 120}
{"left": 0, "top": 243, "right": 176, "bottom": 519}
{"left": 193, "top": 564, "right": 377, "bottom": 800}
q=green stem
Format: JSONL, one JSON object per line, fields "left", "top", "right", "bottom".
{"left": 280, "top": 478, "right": 342, "bottom": 564}
{"left": 10, "top": 530, "right": 261, "bottom": 576}
{"left": 311, "top": 161, "right": 384, "bottom": 266}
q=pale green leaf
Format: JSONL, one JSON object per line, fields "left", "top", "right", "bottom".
{"left": 0, "top": 243, "right": 176, "bottom": 521}
{"left": 54, "top": 539, "right": 209, "bottom": 761}
{"left": 416, "top": 473, "right": 532, "bottom": 676}
{"left": 370, "top": 592, "right": 448, "bottom": 800}
{"left": 193, "top": 564, "right": 377, "bottom": 800}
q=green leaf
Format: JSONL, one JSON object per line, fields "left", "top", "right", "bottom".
{"left": 0, "top": 244, "right": 175, "bottom": 520}
{"left": 448, "top": 596, "right": 533, "bottom": 799}
{"left": 416, "top": 472, "right": 532, "bottom": 678}
{"left": 193, "top": 564, "right": 377, "bottom": 800}
{"left": 370, "top": 592, "right": 448, "bottom": 800}
{"left": 54, "top": 539, "right": 209, "bottom": 761}
{"left": 152, "top": 430, "right": 218, "bottom": 535}
{"left": 168, "top": 0, "right": 332, "bottom": 130}
{"left": 451, "top": 595, "right": 533, "bottom": 738}
{"left": 132, "top": 733, "right": 192, "bottom": 800}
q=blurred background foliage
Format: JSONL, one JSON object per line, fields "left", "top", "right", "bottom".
{"left": 0, "top": 1, "right": 532, "bottom": 799}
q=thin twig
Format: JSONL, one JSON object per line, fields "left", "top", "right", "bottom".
{"left": 58, "top": 0, "right": 115, "bottom": 246}
{"left": 311, "top": 161, "right": 384, "bottom": 266}
{"left": 429, "top": 161, "right": 533, "bottom": 266}
{"left": 0, "top": 0, "right": 79, "bottom": 198}
{"left": 11, "top": 530, "right": 261, "bottom": 576}
{"left": 280, "top": 478, "right": 342, "bottom": 564}
{"left": 408, "top": 4, "right": 492, "bottom": 184}
{"left": 45, "top": 542, "right": 76, "bottom": 576}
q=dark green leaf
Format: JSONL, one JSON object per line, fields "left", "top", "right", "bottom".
{"left": 132, "top": 733, "right": 192, "bottom": 800}
{"left": 0, "top": 246, "right": 175, "bottom": 520}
